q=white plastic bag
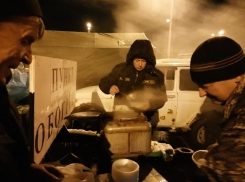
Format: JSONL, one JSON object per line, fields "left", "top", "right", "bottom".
{"left": 56, "top": 163, "right": 95, "bottom": 182}
{"left": 6, "top": 62, "right": 29, "bottom": 104}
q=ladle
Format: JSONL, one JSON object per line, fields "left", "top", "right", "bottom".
{"left": 119, "top": 91, "right": 127, "bottom": 96}
{"left": 119, "top": 92, "right": 136, "bottom": 101}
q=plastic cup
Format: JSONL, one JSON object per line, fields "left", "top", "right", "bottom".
{"left": 111, "top": 159, "right": 139, "bottom": 182}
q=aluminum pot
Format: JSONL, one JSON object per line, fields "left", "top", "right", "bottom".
{"left": 66, "top": 111, "right": 102, "bottom": 119}
{"left": 65, "top": 103, "right": 106, "bottom": 132}
{"left": 113, "top": 105, "right": 140, "bottom": 120}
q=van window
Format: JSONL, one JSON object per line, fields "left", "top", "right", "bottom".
{"left": 165, "top": 70, "right": 175, "bottom": 91}
{"left": 157, "top": 67, "right": 176, "bottom": 91}
{"left": 179, "top": 69, "right": 198, "bottom": 91}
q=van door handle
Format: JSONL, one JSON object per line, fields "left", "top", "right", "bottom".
{"left": 167, "top": 95, "right": 176, "bottom": 98}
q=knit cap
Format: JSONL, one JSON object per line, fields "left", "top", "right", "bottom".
{"left": 190, "top": 36, "right": 245, "bottom": 84}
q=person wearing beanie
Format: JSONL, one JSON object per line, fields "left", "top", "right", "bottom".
{"left": 190, "top": 36, "right": 245, "bottom": 181}
{"left": 99, "top": 39, "right": 167, "bottom": 121}
{"left": 0, "top": 0, "right": 64, "bottom": 181}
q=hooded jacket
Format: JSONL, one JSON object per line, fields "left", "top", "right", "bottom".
{"left": 99, "top": 39, "right": 167, "bottom": 115}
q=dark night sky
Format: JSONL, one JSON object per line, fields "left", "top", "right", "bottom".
{"left": 39, "top": 0, "right": 118, "bottom": 32}
{"left": 38, "top": 0, "right": 245, "bottom": 58}
{"left": 39, "top": 0, "right": 230, "bottom": 32}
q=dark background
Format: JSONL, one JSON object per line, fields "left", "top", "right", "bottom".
{"left": 39, "top": 0, "right": 117, "bottom": 32}
{"left": 39, "top": 0, "right": 245, "bottom": 58}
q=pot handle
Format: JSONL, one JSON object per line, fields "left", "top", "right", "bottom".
{"left": 120, "top": 117, "right": 139, "bottom": 121}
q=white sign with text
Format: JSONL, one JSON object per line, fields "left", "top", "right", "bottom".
{"left": 30, "top": 55, "right": 77, "bottom": 164}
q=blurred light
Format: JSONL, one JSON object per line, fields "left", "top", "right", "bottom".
{"left": 118, "top": 40, "right": 132, "bottom": 46}
{"left": 211, "top": 34, "right": 215, "bottom": 36}
{"left": 166, "top": 19, "right": 170, "bottom": 23}
{"left": 218, "top": 30, "right": 224, "bottom": 35}
{"left": 118, "top": 40, "right": 125, "bottom": 45}
{"left": 87, "top": 22, "right": 92, "bottom": 33}
{"left": 87, "top": 23, "right": 91, "bottom": 28}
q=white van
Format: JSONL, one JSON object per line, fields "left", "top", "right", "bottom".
{"left": 75, "top": 58, "right": 224, "bottom": 149}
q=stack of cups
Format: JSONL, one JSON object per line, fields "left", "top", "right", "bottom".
{"left": 111, "top": 159, "right": 139, "bottom": 182}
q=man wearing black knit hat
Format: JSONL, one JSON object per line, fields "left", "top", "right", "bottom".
{"left": 0, "top": 0, "right": 64, "bottom": 181}
{"left": 190, "top": 36, "right": 245, "bottom": 182}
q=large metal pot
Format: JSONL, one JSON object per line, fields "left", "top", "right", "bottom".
{"left": 67, "top": 111, "right": 102, "bottom": 120}
{"left": 65, "top": 111, "right": 104, "bottom": 133}
{"left": 65, "top": 103, "right": 106, "bottom": 133}
{"left": 123, "top": 92, "right": 149, "bottom": 111}
{"left": 113, "top": 105, "right": 141, "bottom": 120}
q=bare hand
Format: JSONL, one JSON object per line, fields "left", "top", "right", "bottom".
{"left": 30, "top": 163, "right": 64, "bottom": 182}
{"left": 109, "top": 85, "right": 119, "bottom": 95}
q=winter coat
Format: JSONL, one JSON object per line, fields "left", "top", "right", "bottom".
{"left": 201, "top": 76, "right": 245, "bottom": 182}
{"left": 99, "top": 40, "right": 167, "bottom": 118}
{"left": 0, "top": 86, "right": 32, "bottom": 182}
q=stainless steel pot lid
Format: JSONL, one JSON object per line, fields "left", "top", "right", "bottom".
{"left": 70, "top": 111, "right": 101, "bottom": 118}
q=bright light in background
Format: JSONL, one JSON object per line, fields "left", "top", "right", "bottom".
{"left": 166, "top": 19, "right": 170, "bottom": 23}
{"left": 211, "top": 33, "right": 215, "bottom": 36}
{"left": 87, "top": 22, "right": 92, "bottom": 33}
{"left": 87, "top": 22, "right": 91, "bottom": 28}
{"left": 218, "top": 30, "right": 224, "bottom": 35}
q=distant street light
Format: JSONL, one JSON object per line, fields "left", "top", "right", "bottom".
{"left": 218, "top": 30, "right": 224, "bottom": 35}
{"left": 87, "top": 22, "right": 92, "bottom": 33}
{"left": 166, "top": 19, "right": 170, "bottom": 23}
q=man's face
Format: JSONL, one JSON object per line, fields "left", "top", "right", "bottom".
{"left": 0, "top": 16, "right": 43, "bottom": 86}
{"left": 133, "top": 58, "right": 147, "bottom": 71}
{"left": 197, "top": 77, "right": 240, "bottom": 105}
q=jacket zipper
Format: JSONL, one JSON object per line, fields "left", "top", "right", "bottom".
{"left": 135, "top": 71, "right": 138, "bottom": 83}
{"left": 132, "top": 71, "right": 138, "bottom": 90}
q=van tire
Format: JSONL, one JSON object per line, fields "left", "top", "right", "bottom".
{"left": 189, "top": 112, "right": 221, "bottom": 150}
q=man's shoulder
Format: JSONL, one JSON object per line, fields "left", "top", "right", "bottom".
{"left": 113, "top": 62, "right": 126, "bottom": 69}
{"left": 151, "top": 67, "right": 164, "bottom": 78}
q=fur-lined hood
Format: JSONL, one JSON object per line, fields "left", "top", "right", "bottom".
{"left": 126, "top": 39, "right": 156, "bottom": 66}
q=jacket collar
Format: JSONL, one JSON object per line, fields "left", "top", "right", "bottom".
{"left": 223, "top": 74, "right": 245, "bottom": 121}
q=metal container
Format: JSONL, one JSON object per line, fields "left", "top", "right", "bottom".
{"left": 192, "top": 150, "right": 208, "bottom": 168}
{"left": 104, "top": 116, "right": 152, "bottom": 159}
{"left": 113, "top": 104, "right": 141, "bottom": 120}
{"left": 65, "top": 111, "right": 105, "bottom": 133}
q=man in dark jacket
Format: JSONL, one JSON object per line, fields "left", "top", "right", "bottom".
{"left": 0, "top": 0, "right": 64, "bottom": 181}
{"left": 190, "top": 36, "right": 245, "bottom": 182}
{"left": 99, "top": 39, "right": 167, "bottom": 121}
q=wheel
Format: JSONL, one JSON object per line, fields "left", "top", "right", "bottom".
{"left": 189, "top": 112, "right": 222, "bottom": 150}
